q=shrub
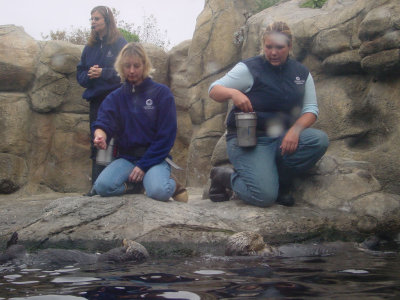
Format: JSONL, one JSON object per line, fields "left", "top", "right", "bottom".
{"left": 300, "top": 0, "right": 327, "bottom": 9}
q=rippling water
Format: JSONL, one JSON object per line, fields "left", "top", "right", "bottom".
{"left": 1, "top": 244, "right": 399, "bottom": 299}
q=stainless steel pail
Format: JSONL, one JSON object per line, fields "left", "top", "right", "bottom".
{"left": 235, "top": 112, "right": 257, "bottom": 147}
{"left": 96, "top": 138, "right": 115, "bottom": 166}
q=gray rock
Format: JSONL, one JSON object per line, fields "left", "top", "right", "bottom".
{"left": 322, "top": 50, "right": 363, "bottom": 75}
{"left": 0, "top": 25, "right": 39, "bottom": 92}
{"left": 361, "top": 49, "right": 400, "bottom": 77}
{"left": 0, "top": 153, "right": 28, "bottom": 194}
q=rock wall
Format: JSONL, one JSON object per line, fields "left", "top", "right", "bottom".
{"left": 188, "top": 0, "right": 400, "bottom": 195}
{"left": 0, "top": 26, "right": 169, "bottom": 194}
{"left": 1, "top": 0, "right": 400, "bottom": 196}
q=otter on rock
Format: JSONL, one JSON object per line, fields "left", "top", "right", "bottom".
{"left": 225, "top": 231, "right": 383, "bottom": 257}
{"left": 0, "top": 232, "right": 149, "bottom": 265}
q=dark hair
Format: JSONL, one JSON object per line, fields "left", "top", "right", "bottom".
{"left": 262, "top": 21, "right": 293, "bottom": 46}
{"left": 87, "top": 6, "right": 121, "bottom": 46}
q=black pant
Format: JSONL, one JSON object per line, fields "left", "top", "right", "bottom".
{"left": 88, "top": 93, "right": 109, "bottom": 184}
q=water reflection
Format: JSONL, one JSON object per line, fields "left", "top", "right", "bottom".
{"left": 0, "top": 246, "right": 399, "bottom": 299}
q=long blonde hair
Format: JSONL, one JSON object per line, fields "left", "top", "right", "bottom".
{"left": 115, "top": 43, "right": 153, "bottom": 82}
{"left": 87, "top": 6, "right": 121, "bottom": 46}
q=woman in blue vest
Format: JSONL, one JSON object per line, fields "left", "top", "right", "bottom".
{"left": 208, "top": 21, "right": 329, "bottom": 207}
{"left": 91, "top": 43, "right": 188, "bottom": 202}
{"left": 77, "top": 6, "right": 127, "bottom": 195}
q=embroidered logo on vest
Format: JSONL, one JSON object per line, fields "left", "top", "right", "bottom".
{"left": 106, "top": 50, "right": 113, "bottom": 58}
{"left": 294, "top": 76, "right": 305, "bottom": 85}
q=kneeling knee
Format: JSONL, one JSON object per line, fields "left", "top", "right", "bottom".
{"left": 145, "top": 186, "right": 171, "bottom": 202}
{"left": 318, "top": 132, "right": 330, "bottom": 151}
{"left": 244, "top": 189, "right": 277, "bottom": 208}
{"left": 94, "top": 181, "right": 117, "bottom": 197}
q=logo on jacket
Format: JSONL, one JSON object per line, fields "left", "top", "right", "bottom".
{"left": 144, "top": 99, "right": 154, "bottom": 110}
{"left": 106, "top": 50, "right": 113, "bottom": 58}
{"left": 294, "top": 76, "right": 305, "bottom": 85}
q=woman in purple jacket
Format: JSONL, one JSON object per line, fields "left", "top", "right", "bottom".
{"left": 92, "top": 43, "right": 188, "bottom": 202}
{"left": 77, "top": 6, "right": 127, "bottom": 194}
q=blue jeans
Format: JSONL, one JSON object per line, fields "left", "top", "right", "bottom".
{"left": 93, "top": 158, "right": 175, "bottom": 201}
{"left": 227, "top": 128, "right": 329, "bottom": 207}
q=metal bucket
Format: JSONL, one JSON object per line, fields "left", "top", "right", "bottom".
{"left": 96, "top": 138, "right": 115, "bottom": 166}
{"left": 235, "top": 112, "right": 257, "bottom": 147}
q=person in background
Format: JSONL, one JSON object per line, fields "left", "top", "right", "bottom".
{"left": 77, "top": 6, "right": 127, "bottom": 196}
{"left": 92, "top": 42, "right": 188, "bottom": 202}
{"left": 208, "top": 21, "right": 329, "bottom": 207}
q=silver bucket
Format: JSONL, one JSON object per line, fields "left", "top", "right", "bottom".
{"left": 235, "top": 112, "right": 257, "bottom": 147}
{"left": 96, "top": 138, "right": 115, "bottom": 166}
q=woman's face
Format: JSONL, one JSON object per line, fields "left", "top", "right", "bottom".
{"left": 123, "top": 55, "right": 145, "bottom": 85}
{"left": 263, "top": 33, "right": 291, "bottom": 66}
{"left": 91, "top": 11, "right": 107, "bottom": 37}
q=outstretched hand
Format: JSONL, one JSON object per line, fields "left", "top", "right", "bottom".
{"left": 93, "top": 129, "right": 107, "bottom": 150}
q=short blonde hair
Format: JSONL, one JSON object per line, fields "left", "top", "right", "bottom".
{"left": 114, "top": 43, "right": 153, "bottom": 82}
{"left": 261, "top": 21, "right": 293, "bottom": 46}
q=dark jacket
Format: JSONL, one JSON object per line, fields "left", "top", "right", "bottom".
{"left": 76, "top": 36, "right": 127, "bottom": 100}
{"left": 93, "top": 78, "right": 177, "bottom": 172}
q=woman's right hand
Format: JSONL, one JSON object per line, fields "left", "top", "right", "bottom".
{"left": 209, "top": 85, "right": 254, "bottom": 113}
{"left": 93, "top": 129, "right": 107, "bottom": 150}
{"left": 231, "top": 89, "right": 254, "bottom": 113}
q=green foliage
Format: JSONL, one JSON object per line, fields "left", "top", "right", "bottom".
{"left": 113, "top": 8, "right": 170, "bottom": 50}
{"left": 300, "top": 0, "right": 327, "bottom": 9}
{"left": 41, "top": 27, "right": 90, "bottom": 45}
{"left": 119, "top": 28, "right": 140, "bottom": 43}
{"left": 255, "top": 0, "right": 281, "bottom": 13}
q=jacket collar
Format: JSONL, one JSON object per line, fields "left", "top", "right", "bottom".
{"left": 124, "top": 77, "right": 152, "bottom": 94}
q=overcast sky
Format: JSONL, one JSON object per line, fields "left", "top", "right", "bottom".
{"left": 1, "top": 0, "right": 205, "bottom": 49}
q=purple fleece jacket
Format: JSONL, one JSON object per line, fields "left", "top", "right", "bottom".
{"left": 92, "top": 77, "right": 177, "bottom": 172}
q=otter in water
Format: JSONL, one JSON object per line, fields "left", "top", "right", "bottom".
{"left": 0, "top": 232, "right": 149, "bottom": 265}
{"left": 225, "top": 231, "right": 383, "bottom": 257}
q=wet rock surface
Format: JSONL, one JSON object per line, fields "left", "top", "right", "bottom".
{"left": 1, "top": 156, "right": 399, "bottom": 251}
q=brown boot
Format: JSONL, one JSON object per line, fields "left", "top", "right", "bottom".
{"left": 171, "top": 175, "right": 188, "bottom": 203}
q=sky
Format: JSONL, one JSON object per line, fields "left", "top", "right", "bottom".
{"left": 0, "top": 0, "right": 205, "bottom": 49}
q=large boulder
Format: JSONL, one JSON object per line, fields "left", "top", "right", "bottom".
{"left": 0, "top": 26, "right": 39, "bottom": 91}
{"left": 3, "top": 157, "right": 399, "bottom": 246}
{"left": 168, "top": 40, "right": 193, "bottom": 184}
{"left": 143, "top": 43, "right": 168, "bottom": 85}
{"left": 29, "top": 40, "right": 83, "bottom": 113}
{"left": 0, "top": 153, "right": 28, "bottom": 194}
{"left": 0, "top": 93, "right": 31, "bottom": 156}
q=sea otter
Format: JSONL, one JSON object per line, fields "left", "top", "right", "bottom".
{"left": 225, "top": 231, "right": 384, "bottom": 257}
{"left": 0, "top": 232, "right": 149, "bottom": 265}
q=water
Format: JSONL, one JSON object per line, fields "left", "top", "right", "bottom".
{"left": 1, "top": 245, "right": 399, "bottom": 299}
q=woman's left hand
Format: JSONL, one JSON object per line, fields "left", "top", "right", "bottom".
{"left": 280, "top": 127, "right": 300, "bottom": 155}
{"left": 129, "top": 166, "right": 145, "bottom": 183}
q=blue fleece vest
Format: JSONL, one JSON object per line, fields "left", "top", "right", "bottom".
{"left": 226, "top": 56, "right": 309, "bottom": 137}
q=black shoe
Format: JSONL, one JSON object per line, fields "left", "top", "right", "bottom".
{"left": 276, "top": 193, "right": 295, "bottom": 206}
{"left": 124, "top": 182, "right": 144, "bottom": 194}
{"left": 83, "top": 187, "right": 97, "bottom": 197}
{"left": 209, "top": 166, "right": 234, "bottom": 202}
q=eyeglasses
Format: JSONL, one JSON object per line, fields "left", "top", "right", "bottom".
{"left": 90, "top": 17, "right": 103, "bottom": 22}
